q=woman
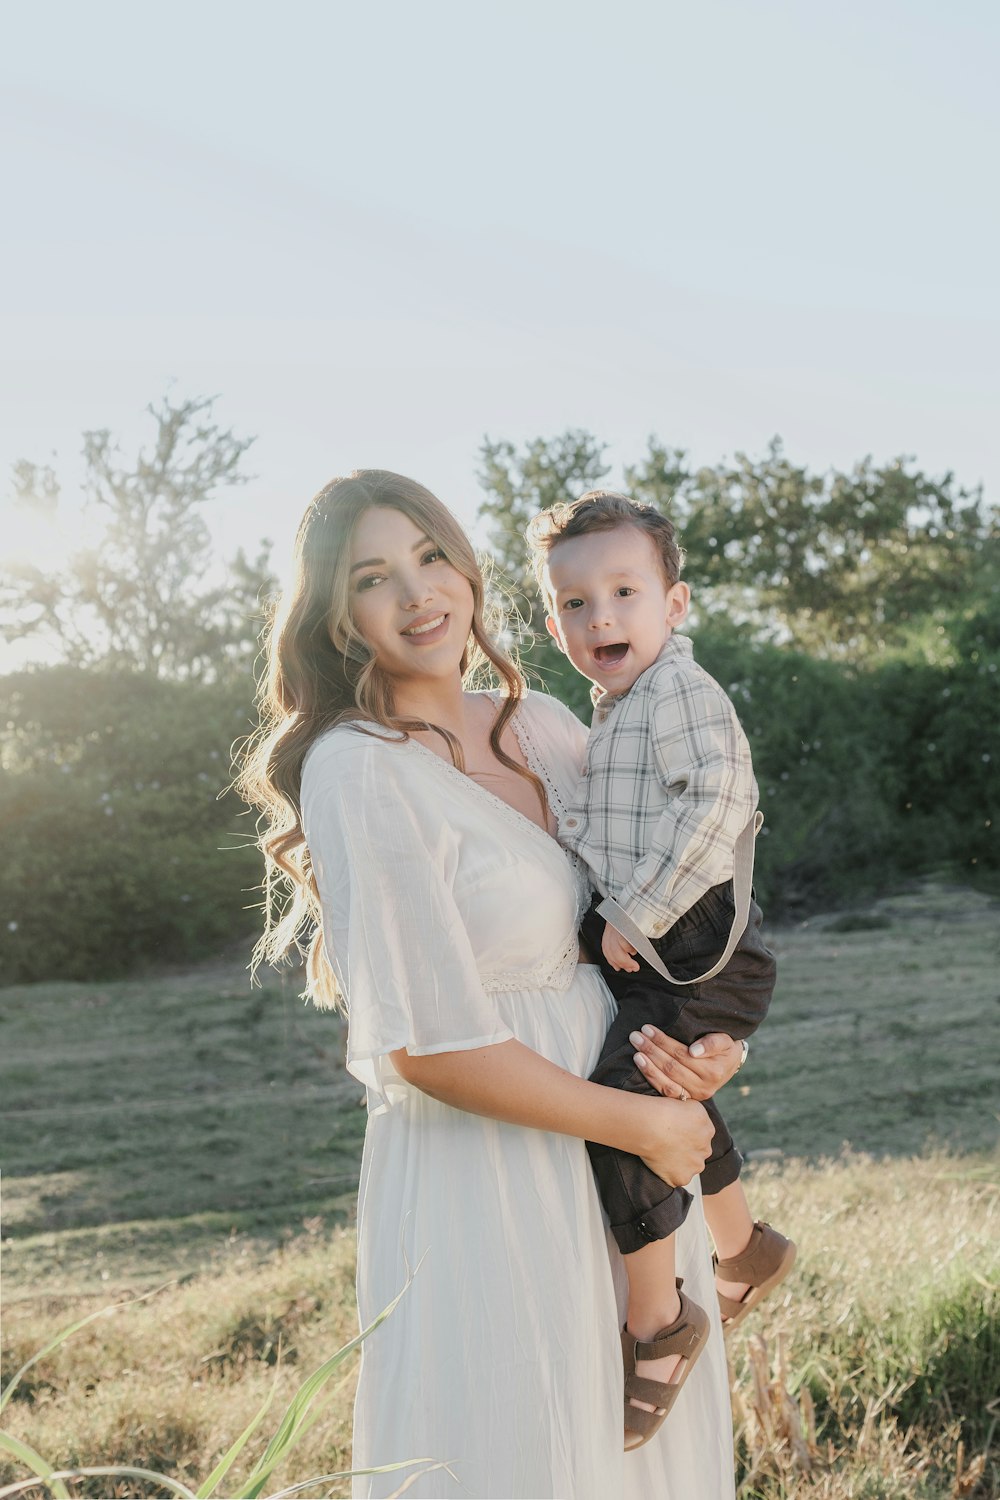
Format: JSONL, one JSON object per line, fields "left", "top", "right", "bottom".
{"left": 239, "top": 470, "right": 743, "bottom": 1498}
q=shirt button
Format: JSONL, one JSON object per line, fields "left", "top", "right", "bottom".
{"left": 565, "top": 817, "right": 578, "bottom": 828}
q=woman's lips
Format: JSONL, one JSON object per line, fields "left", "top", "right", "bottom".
{"left": 401, "top": 613, "right": 449, "bottom": 644}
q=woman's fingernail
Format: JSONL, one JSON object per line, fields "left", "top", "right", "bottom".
{"left": 629, "top": 1030, "right": 644, "bottom": 1048}
{"left": 634, "top": 1053, "right": 648, "bottom": 1069}
{"left": 689, "top": 1041, "right": 705, "bottom": 1056}
{"left": 641, "top": 1025, "right": 655, "bottom": 1038}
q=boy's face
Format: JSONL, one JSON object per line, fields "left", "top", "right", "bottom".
{"left": 543, "top": 525, "right": 690, "bottom": 697}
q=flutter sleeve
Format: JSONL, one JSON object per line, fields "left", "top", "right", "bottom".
{"left": 301, "top": 729, "right": 513, "bottom": 1111}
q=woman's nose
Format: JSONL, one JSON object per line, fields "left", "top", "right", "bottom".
{"left": 400, "top": 572, "right": 434, "bottom": 609}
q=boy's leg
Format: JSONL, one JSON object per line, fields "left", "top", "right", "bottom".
{"left": 582, "top": 898, "right": 697, "bottom": 1249}
{"left": 704, "top": 1181, "right": 756, "bottom": 1302}
{"left": 699, "top": 1097, "right": 743, "bottom": 1199}
{"left": 696, "top": 1098, "right": 755, "bottom": 1297}
{"left": 635, "top": 889, "right": 795, "bottom": 1324}
{"left": 624, "top": 1234, "right": 686, "bottom": 1413}
{"left": 696, "top": 1095, "right": 796, "bottom": 1319}
{"left": 586, "top": 981, "right": 694, "bottom": 1255}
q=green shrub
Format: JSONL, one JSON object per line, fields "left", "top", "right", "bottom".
{"left": 0, "top": 666, "right": 261, "bottom": 982}
{"left": 530, "top": 613, "right": 1000, "bottom": 915}
{"left": 2, "top": 599, "right": 997, "bottom": 983}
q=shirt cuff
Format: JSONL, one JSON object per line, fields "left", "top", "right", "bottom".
{"left": 612, "top": 888, "right": 679, "bottom": 939}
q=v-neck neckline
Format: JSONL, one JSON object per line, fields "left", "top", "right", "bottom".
{"left": 404, "top": 694, "right": 560, "bottom": 851}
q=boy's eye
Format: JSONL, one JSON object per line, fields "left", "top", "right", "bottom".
{"left": 562, "top": 598, "right": 584, "bottom": 611}
{"left": 615, "top": 586, "right": 636, "bottom": 598}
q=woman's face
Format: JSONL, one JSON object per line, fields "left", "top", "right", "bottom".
{"left": 345, "top": 506, "right": 475, "bottom": 688}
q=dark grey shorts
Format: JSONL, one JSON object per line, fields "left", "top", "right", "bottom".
{"left": 582, "top": 883, "right": 776, "bottom": 1255}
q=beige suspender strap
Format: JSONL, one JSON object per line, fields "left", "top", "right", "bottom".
{"left": 595, "top": 810, "right": 764, "bottom": 987}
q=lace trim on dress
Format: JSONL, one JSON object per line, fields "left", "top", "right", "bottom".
{"left": 481, "top": 928, "right": 580, "bottom": 994}
{"left": 506, "top": 693, "right": 595, "bottom": 931}
{"left": 501, "top": 692, "right": 569, "bottom": 821}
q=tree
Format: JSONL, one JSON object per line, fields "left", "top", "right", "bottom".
{"left": 475, "top": 429, "right": 999, "bottom": 663}
{"left": 1, "top": 395, "right": 274, "bottom": 680}
{"left": 627, "top": 438, "right": 998, "bottom": 659}
{"left": 0, "top": 664, "right": 261, "bottom": 981}
{"left": 477, "top": 430, "right": 611, "bottom": 634}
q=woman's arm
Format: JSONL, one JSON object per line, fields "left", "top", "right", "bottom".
{"left": 391, "top": 1037, "right": 714, "bottom": 1187}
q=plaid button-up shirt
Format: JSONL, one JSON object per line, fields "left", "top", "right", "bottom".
{"left": 558, "top": 634, "right": 758, "bottom": 939}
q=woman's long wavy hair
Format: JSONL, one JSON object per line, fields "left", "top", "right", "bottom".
{"left": 237, "top": 469, "right": 544, "bottom": 1009}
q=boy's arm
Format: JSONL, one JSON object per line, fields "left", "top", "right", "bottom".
{"left": 613, "top": 673, "right": 757, "bottom": 939}
{"left": 602, "top": 920, "right": 641, "bottom": 972}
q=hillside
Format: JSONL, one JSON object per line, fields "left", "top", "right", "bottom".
{"left": 1, "top": 881, "right": 997, "bottom": 1497}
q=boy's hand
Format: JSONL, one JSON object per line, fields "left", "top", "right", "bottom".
{"left": 602, "top": 922, "right": 641, "bottom": 973}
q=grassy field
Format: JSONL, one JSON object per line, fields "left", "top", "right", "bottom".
{"left": 1, "top": 880, "right": 998, "bottom": 1497}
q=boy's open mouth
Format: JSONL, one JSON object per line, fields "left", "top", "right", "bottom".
{"left": 593, "top": 642, "right": 630, "bottom": 666}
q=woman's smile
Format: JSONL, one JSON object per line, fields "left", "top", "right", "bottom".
{"left": 348, "top": 506, "right": 474, "bottom": 681}
{"left": 400, "top": 611, "right": 450, "bottom": 641}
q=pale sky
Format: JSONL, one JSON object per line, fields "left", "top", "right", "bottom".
{"left": 2, "top": 0, "right": 997, "bottom": 664}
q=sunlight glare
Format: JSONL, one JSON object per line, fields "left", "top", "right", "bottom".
{"left": 1, "top": 492, "right": 90, "bottom": 573}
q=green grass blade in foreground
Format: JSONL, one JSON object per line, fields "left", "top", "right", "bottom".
{"left": 195, "top": 1380, "right": 278, "bottom": 1499}
{"left": 0, "top": 1433, "right": 70, "bottom": 1499}
{"left": 239, "top": 1267, "right": 419, "bottom": 1500}
{"left": 0, "top": 1466, "right": 197, "bottom": 1500}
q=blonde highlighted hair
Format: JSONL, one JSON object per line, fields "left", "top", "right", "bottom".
{"left": 237, "top": 469, "right": 542, "bottom": 1008}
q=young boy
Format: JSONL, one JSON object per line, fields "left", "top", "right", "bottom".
{"left": 526, "top": 490, "right": 796, "bottom": 1451}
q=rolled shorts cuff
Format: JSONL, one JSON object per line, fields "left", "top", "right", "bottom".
{"left": 611, "top": 1185, "right": 693, "bottom": 1256}
{"left": 701, "top": 1141, "right": 744, "bottom": 1197}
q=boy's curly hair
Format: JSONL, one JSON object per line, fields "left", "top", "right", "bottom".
{"left": 524, "top": 489, "right": 685, "bottom": 600}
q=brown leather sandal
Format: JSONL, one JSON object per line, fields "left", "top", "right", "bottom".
{"left": 714, "top": 1220, "right": 797, "bottom": 1330}
{"left": 622, "top": 1279, "right": 710, "bottom": 1452}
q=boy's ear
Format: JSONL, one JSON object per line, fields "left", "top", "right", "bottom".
{"left": 544, "top": 615, "right": 566, "bottom": 653}
{"left": 666, "top": 581, "right": 691, "bottom": 628}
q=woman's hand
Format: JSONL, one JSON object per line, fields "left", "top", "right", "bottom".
{"left": 630, "top": 1027, "right": 743, "bottom": 1102}
{"left": 640, "top": 1097, "right": 714, "bottom": 1186}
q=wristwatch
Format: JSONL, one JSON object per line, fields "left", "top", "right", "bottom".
{"left": 735, "top": 1039, "right": 750, "bottom": 1072}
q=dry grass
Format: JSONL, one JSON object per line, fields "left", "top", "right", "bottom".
{"left": 0, "top": 961, "right": 364, "bottom": 1298}
{"left": 2, "top": 880, "right": 999, "bottom": 1497}
{"left": 3, "top": 1152, "right": 996, "bottom": 1499}
{"left": 1, "top": 1229, "right": 360, "bottom": 1498}
{"left": 727, "top": 1153, "right": 999, "bottom": 1498}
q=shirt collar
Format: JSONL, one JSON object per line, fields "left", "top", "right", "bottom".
{"left": 590, "top": 633, "right": 693, "bottom": 716}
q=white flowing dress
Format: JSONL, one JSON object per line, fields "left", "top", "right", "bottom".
{"left": 302, "top": 690, "right": 734, "bottom": 1500}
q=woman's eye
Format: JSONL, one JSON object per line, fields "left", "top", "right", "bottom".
{"left": 422, "top": 547, "right": 446, "bottom": 565}
{"left": 355, "top": 573, "right": 384, "bottom": 592}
